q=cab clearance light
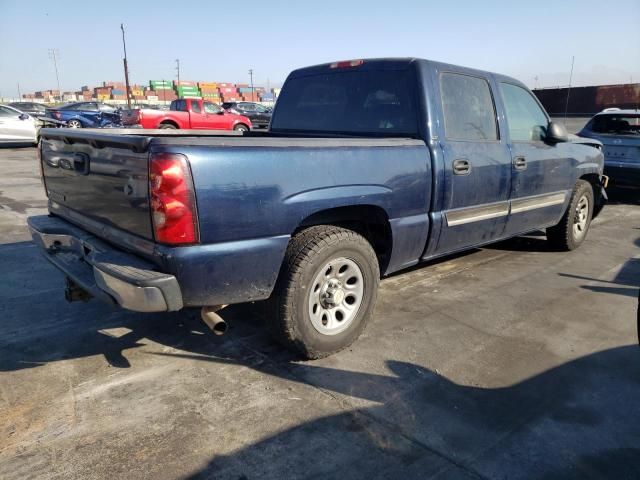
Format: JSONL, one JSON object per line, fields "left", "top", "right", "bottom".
{"left": 330, "top": 60, "right": 364, "bottom": 69}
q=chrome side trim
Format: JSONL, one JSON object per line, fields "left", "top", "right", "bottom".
{"left": 445, "top": 202, "right": 510, "bottom": 227}
{"left": 510, "top": 192, "right": 567, "bottom": 214}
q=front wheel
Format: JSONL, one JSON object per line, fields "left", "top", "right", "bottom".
{"left": 271, "top": 225, "right": 380, "bottom": 359}
{"left": 233, "top": 123, "right": 249, "bottom": 133}
{"left": 547, "top": 180, "right": 594, "bottom": 250}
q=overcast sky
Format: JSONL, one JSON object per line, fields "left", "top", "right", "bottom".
{"left": 1, "top": 0, "right": 639, "bottom": 97}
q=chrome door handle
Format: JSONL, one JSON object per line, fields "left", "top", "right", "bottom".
{"left": 453, "top": 159, "right": 471, "bottom": 175}
{"left": 513, "top": 156, "right": 527, "bottom": 170}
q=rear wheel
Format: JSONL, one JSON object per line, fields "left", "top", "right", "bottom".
{"left": 547, "top": 180, "right": 594, "bottom": 250}
{"left": 233, "top": 123, "right": 249, "bottom": 133}
{"left": 158, "top": 123, "right": 177, "bottom": 129}
{"left": 271, "top": 225, "right": 379, "bottom": 359}
{"left": 66, "top": 119, "right": 82, "bottom": 128}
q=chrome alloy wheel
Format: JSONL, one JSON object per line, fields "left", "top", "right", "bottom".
{"left": 572, "top": 194, "right": 589, "bottom": 240}
{"left": 308, "top": 257, "right": 364, "bottom": 336}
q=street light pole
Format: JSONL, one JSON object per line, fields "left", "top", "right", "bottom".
{"left": 176, "top": 59, "right": 181, "bottom": 85}
{"left": 48, "top": 48, "right": 62, "bottom": 102}
{"left": 120, "top": 23, "right": 132, "bottom": 109}
{"left": 249, "top": 69, "right": 254, "bottom": 100}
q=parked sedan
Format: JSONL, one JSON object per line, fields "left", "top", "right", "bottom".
{"left": 0, "top": 104, "right": 38, "bottom": 144}
{"left": 578, "top": 109, "right": 640, "bottom": 188}
{"left": 46, "top": 101, "right": 121, "bottom": 128}
{"left": 221, "top": 102, "right": 272, "bottom": 128}
{"left": 8, "top": 102, "right": 49, "bottom": 118}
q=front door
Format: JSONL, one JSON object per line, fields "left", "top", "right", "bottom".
{"left": 432, "top": 71, "right": 513, "bottom": 255}
{"left": 203, "top": 102, "right": 229, "bottom": 129}
{"left": 498, "top": 82, "right": 573, "bottom": 236}
{"left": 188, "top": 100, "right": 209, "bottom": 129}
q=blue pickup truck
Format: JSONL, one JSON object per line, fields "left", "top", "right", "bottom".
{"left": 29, "top": 58, "right": 606, "bottom": 358}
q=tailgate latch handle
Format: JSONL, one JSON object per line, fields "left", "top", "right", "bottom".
{"left": 59, "top": 153, "right": 90, "bottom": 175}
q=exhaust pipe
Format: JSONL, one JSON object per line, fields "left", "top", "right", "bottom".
{"left": 201, "top": 305, "right": 228, "bottom": 336}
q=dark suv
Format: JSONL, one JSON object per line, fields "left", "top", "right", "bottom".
{"left": 221, "top": 102, "right": 272, "bottom": 128}
{"left": 577, "top": 109, "right": 640, "bottom": 188}
{"left": 8, "top": 102, "right": 48, "bottom": 117}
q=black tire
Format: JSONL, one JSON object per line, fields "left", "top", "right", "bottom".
{"left": 233, "top": 123, "right": 249, "bottom": 132}
{"left": 158, "top": 123, "right": 177, "bottom": 129}
{"left": 547, "top": 180, "right": 594, "bottom": 251}
{"left": 66, "top": 119, "right": 82, "bottom": 128}
{"left": 271, "top": 225, "right": 380, "bottom": 359}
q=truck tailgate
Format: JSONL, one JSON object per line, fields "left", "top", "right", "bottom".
{"left": 40, "top": 129, "right": 153, "bottom": 239}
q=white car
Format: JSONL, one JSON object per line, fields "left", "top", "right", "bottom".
{"left": 0, "top": 104, "right": 38, "bottom": 144}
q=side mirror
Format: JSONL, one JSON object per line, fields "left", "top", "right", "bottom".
{"left": 216, "top": 110, "right": 225, "bottom": 115}
{"left": 546, "top": 121, "right": 568, "bottom": 143}
{"left": 18, "top": 113, "right": 29, "bottom": 120}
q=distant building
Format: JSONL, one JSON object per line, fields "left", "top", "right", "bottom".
{"left": 534, "top": 83, "right": 640, "bottom": 116}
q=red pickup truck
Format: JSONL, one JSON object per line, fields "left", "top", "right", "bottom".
{"left": 121, "top": 99, "right": 252, "bottom": 131}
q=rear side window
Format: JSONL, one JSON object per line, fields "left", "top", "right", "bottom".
{"left": 190, "top": 101, "right": 201, "bottom": 113}
{"left": 440, "top": 73, "right": 498, "bottom": 141}
{"left": 500, "top": 83, "right": 548, "bottom": 142}
{"left": 171, "top": 100, "right": 187, "bottom": 112}
{"left": 271, "top": 69, "right": 418, "bottom": 135}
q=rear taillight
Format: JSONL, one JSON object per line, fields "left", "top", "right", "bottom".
{"left": 149, "top": 153, "right": 199, "bottom": 245}
{"left": 53, "top": 111, "right": 61, "bottom": 119}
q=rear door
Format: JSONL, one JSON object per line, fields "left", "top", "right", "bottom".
{"left": 498, "top": 82, "right": 573, "bottom": 236}
{"left": 432, "top": 71, "right": 512, "bottom": 254}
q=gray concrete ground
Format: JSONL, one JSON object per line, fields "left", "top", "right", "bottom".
{"left": 1, "top": 146, "right": 639, "bottom": 480}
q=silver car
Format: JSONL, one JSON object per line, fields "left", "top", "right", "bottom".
{"left": 578, "top": 109, "right": 640, "bottom": 188}
{"left": 0, "top": 104, "right": 38, "bottom": 144}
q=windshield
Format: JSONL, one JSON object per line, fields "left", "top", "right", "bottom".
{"left": 591, "top": 114, "right": 640, "bottom": 135}
{"left": 271, "top": 69, "right": 418, "bottom": 136}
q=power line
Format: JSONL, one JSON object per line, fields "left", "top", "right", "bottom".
{"left": 563, "top": 56, "right": 575, "bottom": 124}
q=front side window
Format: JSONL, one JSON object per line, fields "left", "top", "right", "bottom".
{"left": 501, "top": 83, "right": 548, "bottom": 142}
{"left": 0, "top": 106, "right": 17, "bottom": 117}
{"left": 591, "top": 114, "right": 640, "bottom": 135}
{"left": 440, "top": 73, "right": 498, "bottom": 141}
{"left": 204, "top": 102, "right": 222, "bottom": 114}
{"left": 98, "top": 104, "right": 116, "bottom": 113}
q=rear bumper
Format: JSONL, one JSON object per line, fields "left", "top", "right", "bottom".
{"left": 27, "top": 215, "right": 183, "bottom": 312}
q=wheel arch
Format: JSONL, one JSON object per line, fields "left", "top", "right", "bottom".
{"left": 159, "top": 119, "right": 179, "bottom": 128}
{"left": 294, "top": 204, "right": 393, "bottom": 274}
{"left": 579, "top": 173, "right": 605, "bottom": 219}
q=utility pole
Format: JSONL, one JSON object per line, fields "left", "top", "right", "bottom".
{"left": 175, "top": 59, "right": 181, "bottom": 85}
{"left": 17, "top": 82, "right": 21, "bottom": 99}
{"left": 563, "top": 56, "right": 575, "bottom": 125}
{"left": 120, "top": 23, "right": 132, "bottom": 109}
{"left": 48, "top": 48, "right": 62, "bottom": 102}
{"left": 248, "top": 69, "right": 254, "bottom": 100}
{"left": 534, "top": 76, "right": 539, "bottom": 90}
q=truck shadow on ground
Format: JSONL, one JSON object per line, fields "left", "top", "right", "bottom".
{"left": 154, "top": 344, "right": 640, "bottom": 479}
